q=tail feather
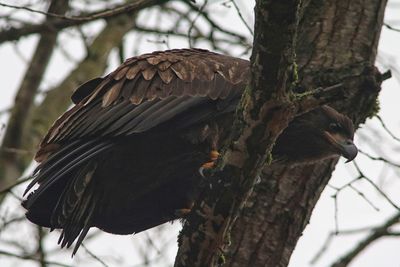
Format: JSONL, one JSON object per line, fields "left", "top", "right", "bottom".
{"left": 23, "top": 139, "right": 112, "bottom": 255}
{"left": 23, "top": 141, "right": 112, "bottom": 209}
{"left": 24, "top": 140, "right": 84, "bottom": 196}
{"left": 57, "top": 164, "right": 97, "bottom": 254}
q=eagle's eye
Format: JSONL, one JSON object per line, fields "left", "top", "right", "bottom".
{"left": 329, "top": 122, "right": 342, "bottom": 132}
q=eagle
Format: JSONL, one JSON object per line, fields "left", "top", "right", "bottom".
{"left": 22, "top": 48, "right": 357, "bottom": 255}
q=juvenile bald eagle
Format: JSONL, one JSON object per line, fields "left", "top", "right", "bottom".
{"left": 22, "top": 49, "right": 357, "bottom": 254}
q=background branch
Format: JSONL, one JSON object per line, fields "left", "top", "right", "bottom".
{"left": 0, "top": 0, "right": 70, "bottom": 197}
{"left": 330, "top": 212, "right": 400, "bottom": 267}
{"left": 0, "top": 0, "right": 165, "bottom": 43}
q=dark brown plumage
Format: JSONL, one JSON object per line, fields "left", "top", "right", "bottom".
{"left": 22, "top": 48, "right": 357, "bottom": 255}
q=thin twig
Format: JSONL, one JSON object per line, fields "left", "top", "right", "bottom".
{"left": 0, "top": 1, "right": 159, "bottom": 22}
{"left": 82, "top": 244, "right": 109, "bottom": 267}
{"left": 358, "top": 149, "right": 400, "bottom": 168}
{"left": 348, "top": 184, "right": 380, "bottom": 211}
{"left": 0, "top": 250, "right": 71, "bottom": 267}
{"left": 384, "top": 23, "right": 400, "bottom": 32}
{"left": 311, "top": 220, "right": 399, "bottom": 265}
{"left": 227, "top": 0, "right": 253, "bottom": 35}
{"left": 36, "top": 227, "right": 47, "bottom": 267}
{"left": 1, "top": 147, "right": 34, "bottom": 155}
{"left": 376, "top": 115, "right": 400, "bottom": 142}
{"left": 134, "top": 25, "right": 250, "bottom": 47}
{"left": 184, "top": 0, "right": 248, "bottom": 42}
{"left": 353, "top": 161, "right": 400, "bottom": 210}
{"left": 0, "top": 176, "right": 32, "bottom": 194}
{"left": 0, "top": 216, "right": 26, "bottom": 234}
{"left": 0, "top": 0, "right": 162, "bottom": 43}
{"left": 188, "top": 0, "right": 208, "bottom": 48}
{"left": 330, "top": 212, "right": 400, "bottom": 267}
{"left": 333, "top": 193, "right": 339, "bottom": 234}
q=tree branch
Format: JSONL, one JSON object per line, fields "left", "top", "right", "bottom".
{"left": 0, "top": 12, "right": 136, "bottom": 202}
{"left": 330, "top": 212, "right": 400, "bottom": 267}
{"left": 0, "top": 0, "right": 165, "bottom": 43}
{"left": 0, "top": 250, "right": 71, "bottom": 267}
{"left": 0, "top": 0, "right": 69, "bottom": 197}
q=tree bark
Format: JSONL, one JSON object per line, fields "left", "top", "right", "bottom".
{"left": 225, "top": 0, "right": 387, "bottom": 266}
{"left": 175, "top": 1, "right": 303, "bottom": 266}
{"left": 175, "top": 0, "right": 358, "bottom": 266}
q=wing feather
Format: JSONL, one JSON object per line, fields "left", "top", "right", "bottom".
{"left": 35, "top": 48, "right": 249, "bottom": 161}
{"left": 24, "top": 49, "right": 251, "bottom": 255}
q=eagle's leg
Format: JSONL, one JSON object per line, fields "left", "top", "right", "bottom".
{"left": 174, "top": 202, "right": 195, "bottom": 217}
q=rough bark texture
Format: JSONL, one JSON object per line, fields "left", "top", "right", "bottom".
{"left": 225, "top": 0, "right": 387, "bottom": 266}
{"left": 175, "top": 1, "right": 303, "bottom": 266}
{"left": 175, "top": 1, "right": 351, "bottom": 266}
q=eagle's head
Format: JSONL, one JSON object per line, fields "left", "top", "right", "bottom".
{"left": 273, "top": 105, "right": 357, "bottom": 164}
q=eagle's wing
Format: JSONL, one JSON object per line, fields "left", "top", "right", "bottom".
{"left": 23, "top": 49, "right": 249, "bottom": 254}
{"left": 36, "top": 48, "right": 249, "bottom": 162}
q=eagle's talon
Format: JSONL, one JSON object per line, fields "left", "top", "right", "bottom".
{"left": 198, "top": 166, "right": 209, "bottom": 178}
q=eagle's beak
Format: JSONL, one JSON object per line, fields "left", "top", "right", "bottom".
{"left": 324, "top": 131, "right": 358, "bottom": 162}
{"left": 340, "top": 139, "right": 358, "bottom": 163}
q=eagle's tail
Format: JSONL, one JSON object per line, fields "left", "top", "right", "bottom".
{"left": 22, "top": 139, "right": 112, "bottom": 255}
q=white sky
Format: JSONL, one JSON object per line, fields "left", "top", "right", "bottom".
{"left": 0, "top": 1, "right": 400, "bottom": 267}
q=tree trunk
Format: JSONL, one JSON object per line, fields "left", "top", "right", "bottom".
{"left": 225, "top": 0, "right": 387, "bottom": 266}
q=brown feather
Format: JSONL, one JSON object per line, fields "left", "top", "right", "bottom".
{"left": 35, "top": 48, "right": 250, "bottom": 165}
{"left": 102, "top": 80, "right": 124, "bottom": 107}
{"left": 146, "top": 55, "right": 164, "bottom": 65}
{"left": 24, "top": 49, "right": 357, "bottom": 257}
{"left": 114, "top": 66, "right": 129, "bottom": 81}
{"left": 126, "top": 64, "right": 142, "bottom": 79}
{"left": 171, "top": 62, "right": 189, "bottom": 80}
{"left": 157, "top": 60, "right": 172, "bottom": 71}
{"left": 141, "top": 67, "right": 157, "bottom": 81}
{"left": 158, "top": 69, "right": 174, "bottom": 84}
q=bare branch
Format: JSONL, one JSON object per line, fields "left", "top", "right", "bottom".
{"left": 133, "top": 3, "right": 252, "bottom": 55}
{"left": 0, "top": 250, "right": 71, "bottom": 267}
{"left": 184, "top": 0, "right": 249, "bottom": 43}
{"left": 0, "top": 0, "right": 165, "bottom": 43}
{"left": 348, "top": 184, "right": 380, "bottom": 211}
{"left": 384, "top": 23, "right": 400, "bottom": 32}
{"left": 188, "top": 0, "right": 208, "bottom": 47}
{"left": 353, "top": 161, "right": 400, "bottom": 210}
{"left": 36, "top": 227, "right": 47, "bottom": 267}
{"left": 359, "top": 149, "right": 400, "bottom": 168}
{"left": 0, "top": 0, "right": 162, "bottom": 22}
{"left": 82, "top": 244, "right": 109, "bottom": 267}
{"left": 0, "top": 0, "right": 69, "bottom": 196}
{"left": 376, "top": 115, "right": 400, "bottom": 142}
{"left": 0, "top": 176, "right": 32, "bottom": 195}
{"left": 330, "top": 212, "right": 400, "bottom": 267}
{"left": 224, "top": 0, "right": 253, "bottom": 35}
